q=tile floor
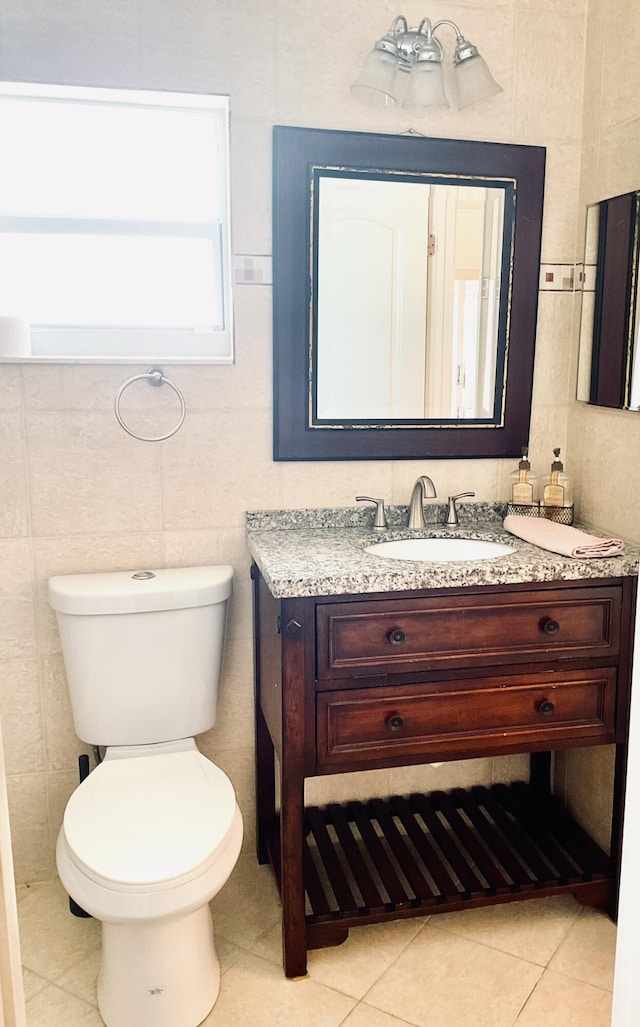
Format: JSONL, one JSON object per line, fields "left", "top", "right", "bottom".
{"left": 18, "top": 855, "right": 616, "bottom": 1027}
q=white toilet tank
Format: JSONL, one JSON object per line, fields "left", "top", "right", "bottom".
{"left": 48, "top": 565, "right": 233, "bottom": 746}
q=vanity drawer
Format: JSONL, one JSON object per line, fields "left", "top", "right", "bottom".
{"left": 316, "top": 587, "right": 621, "bottom": 679}
{"left": 316, "top": 668, "right": 617, "bottom": 770}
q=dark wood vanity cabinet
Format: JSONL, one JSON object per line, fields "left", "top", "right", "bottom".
{"left": 252, "top": 569, "right": 636, "bottom": 978}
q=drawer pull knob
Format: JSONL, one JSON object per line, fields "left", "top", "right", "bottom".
{"left": 542, "top": 618, "right": 560, "bottom": 636}
{"left": 538, "top": 699, "right": 555, "bottom": 715}
{"left": 388, "top": 629, "right": 406, "bottom": 646}
{"left": 386, "top": 713, "right": 404, "bottom": 731}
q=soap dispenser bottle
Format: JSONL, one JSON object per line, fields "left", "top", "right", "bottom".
{"left": 542, "top": 448, "right": 572, "bottom": 507}
{"left": 510, "top": 448, "right": 538, "bottom": 505}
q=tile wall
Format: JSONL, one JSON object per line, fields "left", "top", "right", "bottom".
{"left": 0, "top": 0, "right": 613, "bottom": 882}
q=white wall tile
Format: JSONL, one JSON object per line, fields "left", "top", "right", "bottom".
{"left": 26, "top": 412, "right": 163, "bottom": 537}
{"left": 0, "top": 540, "right": 37, "bottom": 661}
{"left": 0, "top": 366, "right": 23, "bottom": 410}
{"left": 0, "top": 0, "right": 139, "bottom": 86}
{"left": 514, "top": 10, "right": 585, "bottom": 142}
{"left": 6, "top": 772, "right": 53, "bottom": 883}
{"left": 160, "top": 408, "right": 282, "bottom": 530}
{"left": 0, "top": 413, "right": 30, "bottom": 538}
{"left": 0, "top": 659, "right": 44, "bottom": 773}
{"left": 137, "top": 0, "right": 232, "bottom": 94}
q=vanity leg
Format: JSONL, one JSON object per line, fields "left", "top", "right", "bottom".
{"left": 529, "top": 751, "right": 552, "bottom": 795}
{"left": 255, "top": 703, "right": 275, "bottom": 865}
{"left": 252, "top": 563, "right": 276, "bottom": 866}
{"left": 279, "top": 598, "right": 311, "bottom": 979}
{"left": 280, "top": 773, "right": 308, "bottom": 978}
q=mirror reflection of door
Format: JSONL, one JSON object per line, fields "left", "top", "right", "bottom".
{"left": 425, "top": 185, "right": 504, "bottom": 419}
{"left": 315, "top": 174, "right": 505, "bottom": 423}
{"left": 316, "top": 177, "right": 429, "bottom": 420}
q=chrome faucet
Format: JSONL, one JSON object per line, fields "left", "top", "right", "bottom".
{"left": 356, "top": 495, "right": 388, "bottom": 530}
{"left": 444, "top": 491, "right": 476, "bottom": 527}
{"left": 407, "top": 475, "right": 437, "bottom": 529}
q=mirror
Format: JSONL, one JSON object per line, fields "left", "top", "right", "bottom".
{"left": 577, "top": 190, "right": 640, "bottom": 410}
{"left": 316, "top": 176, "right": 509, "bottom": 422}
{"left": 273, "top": 126, "right": 546, "bottom": 460}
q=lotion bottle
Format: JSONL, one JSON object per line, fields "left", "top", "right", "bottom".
{"left": 510, "top": 448, "right": 538, "bottom": 505}
{"left": 542, "top": 448, "right": 573, "bottom": 507}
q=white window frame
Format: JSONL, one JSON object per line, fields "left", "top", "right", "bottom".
{"left": 0, "top": 82, "right": 233, "bottom": 364}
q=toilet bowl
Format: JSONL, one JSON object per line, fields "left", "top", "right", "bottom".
{"left": 56, "top": 741, "right": 243, "bottom": 1027}
{"left": 48, "top": 565, "right": 242, "bottom": 1027}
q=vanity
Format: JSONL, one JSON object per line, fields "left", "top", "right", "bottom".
{"left": 248, "top": 507, "right": 639, "bottom": 978}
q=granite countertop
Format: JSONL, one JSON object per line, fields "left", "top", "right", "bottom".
{"left": 246, "top": 504, "right": 640, "bottom": 599}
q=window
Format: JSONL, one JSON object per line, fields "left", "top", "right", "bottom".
{"left": 0, "top": 83, "right": 233, "bottom": 362}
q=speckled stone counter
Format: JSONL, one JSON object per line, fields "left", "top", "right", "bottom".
{"left": 246, "top": 504, "right": 640, "bottom": 599}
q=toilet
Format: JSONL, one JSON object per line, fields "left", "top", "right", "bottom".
{"left": 48, "top": 565, "right": 243, "bottom": 1027}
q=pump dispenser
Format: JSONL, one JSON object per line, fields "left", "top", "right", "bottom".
{"left": 542, "top": 448, "right": 572, "bottom": 508}
{"left": 510, "top": 448, "right": 538, "bottom": 505}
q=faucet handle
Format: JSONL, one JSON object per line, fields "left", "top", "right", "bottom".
{"left": 356, "top": 496, "right": 388, "bottom": 530}
{"left": 445, "top": 491, "right": 476, "bottom": 527}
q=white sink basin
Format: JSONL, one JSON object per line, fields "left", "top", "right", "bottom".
{"left": 365, "top": 537, "right": 516, "bottom": 562}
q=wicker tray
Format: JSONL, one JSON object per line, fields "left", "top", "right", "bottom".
{"left": 506, "top": 503, "right": 574, "bottom": 525}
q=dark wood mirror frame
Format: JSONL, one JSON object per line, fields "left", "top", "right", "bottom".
{"left": 273, "top": 126, "right": 546, "bottom": 461}
{"left": 582, "top": 191, "right": 640, "bottom": 410}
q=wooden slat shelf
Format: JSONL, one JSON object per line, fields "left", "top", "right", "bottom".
{"left": 293, "top": 782, "right": 613, "bottom": 938}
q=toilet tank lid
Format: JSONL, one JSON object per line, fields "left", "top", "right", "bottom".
{"left": 48, "top": 565, "right": 233, "bottom": 615}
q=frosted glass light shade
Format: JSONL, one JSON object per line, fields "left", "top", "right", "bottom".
{"left": 351, "top": 49, "right": 399, "bottom": 108}
{"left": 454, "top": 54, "right": 502, "bottom": 108}
{"left": 402, "top": 61, "right": 449, "bottom": 109}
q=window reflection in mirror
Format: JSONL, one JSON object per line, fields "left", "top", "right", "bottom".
{"left": 577, "top": 190, "right": 640, "bottom": 410}
{"left": 314, "top": 173, "right": 510, "bottom": 424}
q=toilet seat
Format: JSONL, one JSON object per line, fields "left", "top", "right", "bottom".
{"left": 62, "top": 750, "right": 237, "bottom": 890}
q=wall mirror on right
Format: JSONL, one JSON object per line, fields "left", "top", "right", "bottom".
{"left": 577, "top": 190, "right": 640, "bottom": 410}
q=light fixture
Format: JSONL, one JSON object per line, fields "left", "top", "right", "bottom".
{"left": 351, "top": 15, "right": 502, "bottom": 111}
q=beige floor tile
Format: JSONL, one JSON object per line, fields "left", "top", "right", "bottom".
{"left": 247, "top": 919, "right": 288, "bottom": 966}
{"left": 254, "top": 917, "right": 427, "bottom": 999}
{"left": 215, "top": 931, "right": 245, "bottom": 973}
{"left": 209, "top": 854, "right": 281, "bottom": 950}
{"left": 53, "top": 948, "right": 100, "bottom": 1007}
{"left": 17, "top": 879, "right": 101, "bottom": 982}
{"left": 307, "top": 919, "right": 427, "bottom": 1000}
{"left": 514, "top": 968, "right": 613, "bottom": 1026}
{"left": 548, "top": 907, "right": 616, "bottom": 991}
{"left": 26, "top": 983, "right": 105, "bottom": 1027}
{"left": 22, "top": 969, "right": 49, "bottom": 1002}
{"left": 200, "top": 951, "right": 357, "bottom": 1026}
{"left": 365, "top": 922, "right": 542, "bottom": 1027}
{"left": 430, "top": 895, "right": 581, "bottom": 966}
{"left": 342, "top": 1004, "right": 419, "bottom": 1026}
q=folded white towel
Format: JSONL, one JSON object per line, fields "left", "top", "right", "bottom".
{"left": 503, "top": 515, "right": 625, "bottom": 559}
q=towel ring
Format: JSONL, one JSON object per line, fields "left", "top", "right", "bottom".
{"left": 114, "top": 366, "right": 186, "bottom": 442}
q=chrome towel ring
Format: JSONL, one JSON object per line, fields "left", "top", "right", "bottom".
{"left": 114, "top": 366, "right": 186, "bottom": 442}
